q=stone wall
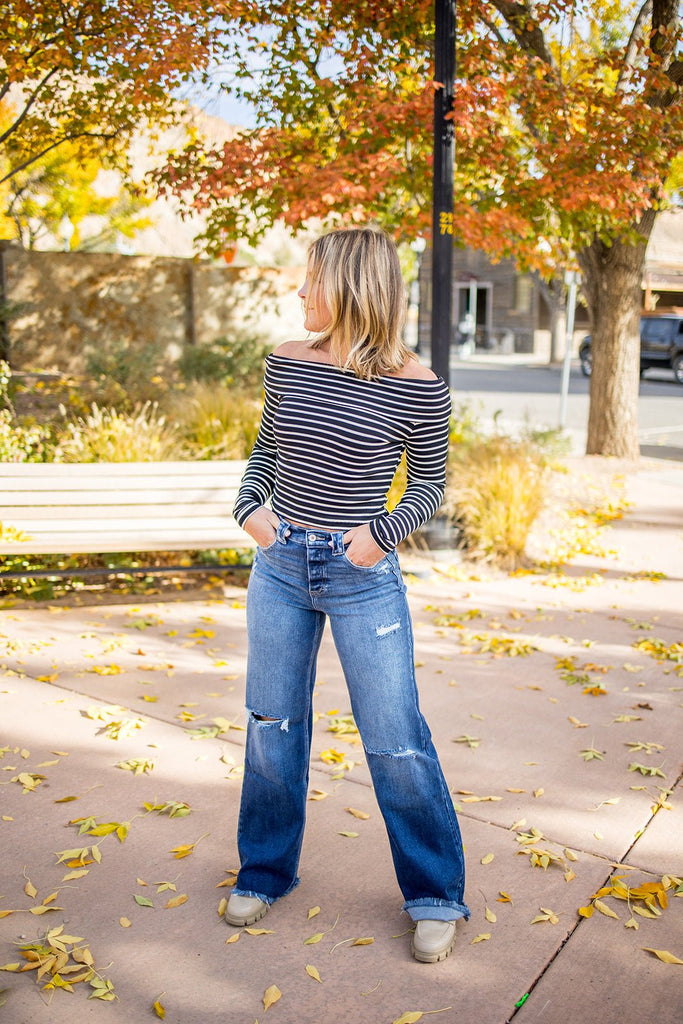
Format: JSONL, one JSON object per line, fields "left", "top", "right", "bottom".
{"left": 2, "top": 247, "right": 305, "bottom": 374}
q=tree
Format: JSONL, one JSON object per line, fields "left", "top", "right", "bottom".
{"left": 2, "top": 138, "right": 153, "bottom": 251}
{"left": 0, "top": 0, "right": 231, "bottom": 185}
{"left": 159, "top": 0, "right": 683, "bottom": 458}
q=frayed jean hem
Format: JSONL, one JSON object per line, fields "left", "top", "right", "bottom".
{"left": 231, "top": 877, "right": 300, "bottom": 906}
{"left": 403, "top": 898, "right": 471, "bottom": 923}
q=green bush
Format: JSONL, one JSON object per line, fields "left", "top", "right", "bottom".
{"left": 85, "top": 341, "right": 169, "bottom": 408}
{"left": 0, "top": 360, "right": 14, "bottom": 412}
{"left": 57, "top": 402, "right": 182, "bottom": 462}
{"left": 0, "top": 409, "right": 56, "bottom": 462}
{"left": 176, "top": 334, "right": 271, "bottom": 393}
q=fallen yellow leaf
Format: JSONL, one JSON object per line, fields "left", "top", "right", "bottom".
{"left": 165, "top": 894, "right": 188, "bottom": 909}
{"left": 263, "top": 984, "right": 282, "bottom": 1011}
{"left": 153, "top": 995, "right": 166, "bottom": 1019}
{"left": 594, "top": 899, "right": 619, "bottom": 919}
{"left": 642, "top": 948, "right": 683, "bottom": 964}
{"left": 481, "top": 853, "right": 494, "bottom": 865}
{"left": 345, "top": 807, "right": 370, "bottom": 820}
{"left": 471, "top": 933, "right": 491, "bottom": 944}
{"left": 305, "top": 964, "right": 322, "bottom": 982}
{"left": 119, "top": 917, "right": 131, "bottom": 928}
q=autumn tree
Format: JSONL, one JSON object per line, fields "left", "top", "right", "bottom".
{"left": 2, "top": 138, "right": 153, "bottom": 251}
{"left": 160, "top": 0, "right": 682, "bottom": 458}
{"left": 0, "top": 0, "right": 234, "bottom": 186}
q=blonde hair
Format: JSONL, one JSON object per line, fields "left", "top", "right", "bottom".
{"left": 306, "top": 228, "right": 409, "bottom": 380}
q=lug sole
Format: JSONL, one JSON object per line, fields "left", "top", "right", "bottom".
{"left": 224, "top": 902, "right": 269, "bottom": 927}
{"left": 411, "top": 938, "right": 455, "bottom": 963}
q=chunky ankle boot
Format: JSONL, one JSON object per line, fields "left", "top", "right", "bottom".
{"left": 225, "top": 893, "right": 269, "bottom": 927}
{"left": 411, "top": 919, "right": 456, "bottom": 963}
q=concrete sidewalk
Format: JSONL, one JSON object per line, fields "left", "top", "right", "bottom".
{"left": 1, "top": 458, "right": 681, "bottom": 1024}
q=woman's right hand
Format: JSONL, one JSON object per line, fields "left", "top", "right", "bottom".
{"left": 243, "top": 507, "right": 280, "bottom": 548}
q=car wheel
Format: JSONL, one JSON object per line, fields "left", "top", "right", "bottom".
{"left": 579, "top": 350, "right": 592, "bottom": 377}
{"left": 673, "top": 353, "right": 683, "bottom": 385}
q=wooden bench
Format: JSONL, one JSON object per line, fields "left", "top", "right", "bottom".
{"left": 0, "top": 460, "right": 255, "bottom": 577}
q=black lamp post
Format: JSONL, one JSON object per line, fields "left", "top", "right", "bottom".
{"left": 430, "top": 0, "right": 456, "bottom": 384}
{"left": 0, "top": 241, "right": 10, "bottom": 365}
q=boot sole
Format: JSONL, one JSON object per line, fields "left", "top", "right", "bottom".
{"left": 225, "top": 902, "right": 269, "bottom": 927}
{"left": 411, "top": 937, "right": 456, "bottom": 963}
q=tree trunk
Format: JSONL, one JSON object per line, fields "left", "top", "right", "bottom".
{"left": 578, "top": 216, "right": 655, "bottom": 458}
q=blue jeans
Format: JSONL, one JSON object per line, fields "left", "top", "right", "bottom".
{"left": 233, "top": 519, "right": 470, "bottom": 923}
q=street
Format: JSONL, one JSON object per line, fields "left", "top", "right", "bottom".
{"left": 445, "top": 355, "right": 683, "bottom": 459}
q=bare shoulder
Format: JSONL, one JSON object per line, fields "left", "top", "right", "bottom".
{"left": 396, "top": 357, "right": 438, "bottom": 381}
{"left": 272, "top": 340, "right": 312, "bottom": 359}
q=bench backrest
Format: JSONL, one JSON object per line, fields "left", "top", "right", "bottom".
{"left": 0, "top": 460, "right": 252, "bottom": 555}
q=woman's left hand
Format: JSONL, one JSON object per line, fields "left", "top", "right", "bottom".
{"left": 341, "top": 524, "right": 387, "bottom": 567}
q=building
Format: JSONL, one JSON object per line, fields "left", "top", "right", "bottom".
{"left": 417, "top": 209, "right": 683, "bottom": 360}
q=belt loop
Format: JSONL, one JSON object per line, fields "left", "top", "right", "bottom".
{"left": 331, "top": 530, "right": 345, "bottom": 555}
{"left": 276, "top": 518, "right": 292, "bottom": 543}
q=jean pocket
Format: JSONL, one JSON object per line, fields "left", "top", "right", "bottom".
{"left": 342, "top": 549, "right": 388, "bottom": 572}
{"left": 258, "top": 535, "right": 278, "bottom": 552}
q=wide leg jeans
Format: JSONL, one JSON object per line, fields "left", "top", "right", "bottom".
{"left": 232, "top": 520, "right": 470, "bottom": 923}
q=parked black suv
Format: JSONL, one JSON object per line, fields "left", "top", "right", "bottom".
{"left": 579, "top": 314, "right": 683, "bottom": 384}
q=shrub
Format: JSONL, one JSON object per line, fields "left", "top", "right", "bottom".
{"left": 445, "top": 435, "right": 547, "bottom": 568}
{"left": 176, "top": 334, "right": 271, "bottom": 393}
{"left": 0, "top": 360, "right": 14, "bottom": 412}
{"left": 0, "top": 409, "right": 56, "bottom": 462}
{"left": 57, "top": 402, "right": 182, "bottom": 462}
{"left": 85, "top": 341, "right": 169, "bottom": 408}
{"left": 172, "top": 383, "right": 262, "bottom": 460}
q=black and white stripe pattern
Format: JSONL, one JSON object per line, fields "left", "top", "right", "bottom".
{"left": 233, "top": 355, "right": 452, "bottom": 552}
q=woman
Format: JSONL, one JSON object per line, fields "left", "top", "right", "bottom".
{"left": 227, "top": 228, "right": 469, "bottom": 962}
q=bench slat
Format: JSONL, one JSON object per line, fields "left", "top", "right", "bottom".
{"left": 1, "top": 492, "right": 237, "bottom": 509}
{"left": 0, "top": 460, "right": 257, "bottom": 561}
{"left": 0, "top": 460, "right": 248, "bottom": 478}
{"left": 1, "top": 504, "right": 234, "bottom": 520}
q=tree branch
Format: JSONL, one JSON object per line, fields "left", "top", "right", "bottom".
{"left": 617, "top": 0, "right": 652, "bottom": 92}
{"left": 0, "top": 67, "right": 61, "bottom": 147}
{"left": 0, "top": 131, "right": 118, "bottom": 184}
{"left": 490, "top": 0, "right": 556, "bottom": 67}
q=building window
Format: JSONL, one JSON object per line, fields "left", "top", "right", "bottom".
{"left": 514, "top": 275, "right": 533, "bottom": 314}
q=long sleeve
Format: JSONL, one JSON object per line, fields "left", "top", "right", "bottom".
{"left": 368, "top": 390, "right": 451, "bottom": 552}
{"left": 232, "top": 376, "right": 279, "bottom": 528}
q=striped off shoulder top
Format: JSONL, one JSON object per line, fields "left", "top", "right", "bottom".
{"left": 233, "top": 354, "right": 452, "bottom": 552}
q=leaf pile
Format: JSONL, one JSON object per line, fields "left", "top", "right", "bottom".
{"left": 0, "top": 925, "right": 114, "bottom": 1000}
{"left": 579, "top": 873, "right": 683, "bottom": 934}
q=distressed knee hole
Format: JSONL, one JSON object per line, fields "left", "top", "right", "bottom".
{"left": 375, "top": 620, "right": 401, "bottom": 638}
{"left": 249, "top": 711, "right": 289, "bottom": 731}
{"left": 365, "top": 745, "right": 418, "bottom": 758}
